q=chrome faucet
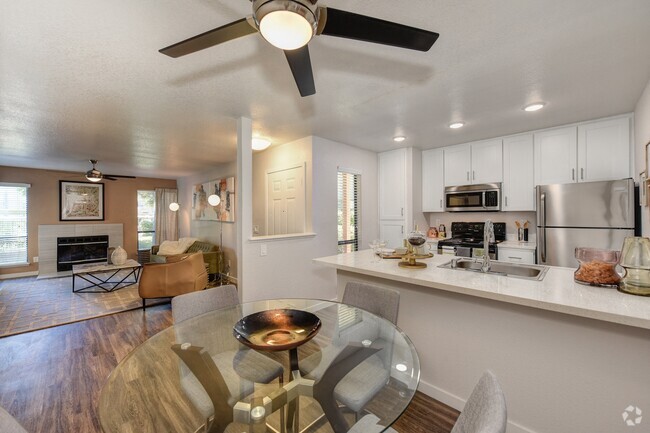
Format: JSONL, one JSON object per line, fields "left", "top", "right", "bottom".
{"left": 481, "top": 220, "right": 495, "bottom": 273}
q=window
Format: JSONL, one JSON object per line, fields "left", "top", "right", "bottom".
{"left": 137, "top": 190, "right": 156, "bottom": 251}
{"left": 0, "top": 183, "right": 29, "bottom": 266}
{"left": 337, "top": 171, "right": 360, "bottom": 254}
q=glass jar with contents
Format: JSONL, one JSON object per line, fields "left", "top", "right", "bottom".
{"left": 574, "top": 247, "right": 621, "bottom": 287}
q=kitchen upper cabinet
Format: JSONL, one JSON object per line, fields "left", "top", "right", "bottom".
{"left": 503, "top": 134, "right": 535, "bottom": 211}
{"left": 534, "top": 126, "right": 578, "bottom": 185}
{"left": 444, "top": 140, "right": 502, "bottom": 186}
{"left": 471, "top": 139, "right": 503, "bottom": 184}
{"left": 379, "top": 148, "right": 406, "bottom": 220}
{"left": 577, "top": 117, "right": 630, "bottom": 182}
{"left": 422, "top": 148, "right": 444, "bottom": 212}
{"left": 443, "top": 144, "right": 471, "bottom": 186}
{"left": 534, "top": 117, "right": 631, "bottom": 186}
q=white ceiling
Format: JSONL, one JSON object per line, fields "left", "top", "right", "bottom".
{"left": 1, "top": 0, "right": 650, "bottom": 179}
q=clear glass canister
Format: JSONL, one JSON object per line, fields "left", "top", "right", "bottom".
{"left": 574, "top": 247, "right": 621, "bottom": 287}
{"left": 618, "top": 236, "right": 650, "bottom": 296}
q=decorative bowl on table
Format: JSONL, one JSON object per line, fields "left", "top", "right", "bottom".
{"left": 574, "top": 247, "right": 621, "bottom": 287}
{"left": 233, "top": 309, "right": 321, "bottom": 351}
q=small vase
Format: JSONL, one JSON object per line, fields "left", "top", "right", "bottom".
{"left": 111, "top": 246, "right": 127, "bottom": 266}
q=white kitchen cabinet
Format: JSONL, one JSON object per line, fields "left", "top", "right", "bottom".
{"left": 503, "top": 134, "right": 535, "bottom": 211}
{"left": 471, "top": 139, "right": 503, "bottom": 184}
{"left": 422, "top": 148, "right": 445, "bottom": 212}
{"left": 534, "top": 116, "right": 631, "bottom": 186}
{"left": 577, "top": 117, "right": 630, "bottom": 182}
{"left": 443, "top": 144, "right": 471, "bottom": 186}
{"left": 379, "top": 220, "right": 405, "bottom": 249}
{"left": 443, "top": 140, "right": 502, "bottom": 186}
{"left": 534, "top": 126, "right": 578, "bottom": 185}
{"left": 379, "top": 149, "right": 406, "bottom": 220}
{"left": 498, "top": 247, "right": 536, "bottom": 264}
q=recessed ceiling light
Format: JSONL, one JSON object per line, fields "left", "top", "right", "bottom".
{"left": 393, "top": 136, "right": 406, "bottom": 142}
{"left": 524, "top": 102, "right": 545, "bottom": 112}
{"left": 252, "top": 138, "right": 271, "bottom": 151}
{"left": 449, "top": 122, "right": 465, "bottom": 129}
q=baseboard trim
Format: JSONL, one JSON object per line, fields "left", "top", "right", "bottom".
{"left": 0, "top": 271, "right": 39, "bottom": 280}
{"left": 418, "top": 379, "right": 537, "bottom": 433}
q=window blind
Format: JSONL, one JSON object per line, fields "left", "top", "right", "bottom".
{"left": 0, "top": 184, "right": 29, "bottom": 266}
{"left": 337, "top": 171, "right": 360, "bottom": 254}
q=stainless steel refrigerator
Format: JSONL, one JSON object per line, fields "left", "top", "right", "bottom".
{"left": 536, "top": 178, "right": 636, "bottom": 267}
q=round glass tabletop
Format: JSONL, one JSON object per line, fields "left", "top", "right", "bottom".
{"left": 99, "top": 298, "right": 419, "bottom": 433}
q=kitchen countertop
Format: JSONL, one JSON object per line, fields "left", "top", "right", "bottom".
{"left": 498, "top": 240, "right": 537, "bottom": 250}
{"left": 314, "top": 250, "right": 650, "bottom": 330}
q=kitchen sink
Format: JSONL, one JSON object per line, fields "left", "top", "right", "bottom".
{"left": 438, "top": 258, "right": 549, "bottom": 281}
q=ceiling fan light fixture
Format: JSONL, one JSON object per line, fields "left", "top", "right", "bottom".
{"left": 449, "top": 122, "right": 465, "bottom": 129}
{"left": 255, "top": 0, "right": 317, "bottom": 50}
{"left": 85, "top": 170, "right": 102, "bottom": 182}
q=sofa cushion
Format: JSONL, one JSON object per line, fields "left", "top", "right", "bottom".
{"left": 158, "top": 237, "right": 197, "bottom": 255}
{"left": 187, "top": 241, "right": 219, "bottom": 253}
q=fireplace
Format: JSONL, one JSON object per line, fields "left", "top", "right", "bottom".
{"left": 57, "top": 235, "right": 109, "bottom": 271}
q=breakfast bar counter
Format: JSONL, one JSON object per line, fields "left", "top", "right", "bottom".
{"left": 314, "top": 250, "right": 650, "bottom": 330}
{"left": 314, "top": 250, "right": 650, "bottom": 433}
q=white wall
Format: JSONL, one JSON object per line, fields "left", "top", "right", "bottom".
{"left": 252, "top": 137, "right": 313, "bottom": 236}
{"left": 634, "top": 76, "right": 650, "bottom": 236}
{"left": 238, "top": 129, "right": 379, "bottom": 302}
{"left": 177, "top": 161, "right": 238, "bottom": 279}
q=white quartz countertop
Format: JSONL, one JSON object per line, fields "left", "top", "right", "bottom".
{"left": 498, "top": 240, "right": 537, "bottom": 250}
{"left": 314, "top": 250, "right": 650, "bottom": 330}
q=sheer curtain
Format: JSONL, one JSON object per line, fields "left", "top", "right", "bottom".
{"left": 155, "top": 188, "right": 178, "bottom": 243}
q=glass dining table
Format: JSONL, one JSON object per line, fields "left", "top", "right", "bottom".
{"left": 99, "top": 298, "right": 420, "bottom": 433}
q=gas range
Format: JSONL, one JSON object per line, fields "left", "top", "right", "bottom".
{"left": 438, "top": 222, "right": 506, "bottom": 259}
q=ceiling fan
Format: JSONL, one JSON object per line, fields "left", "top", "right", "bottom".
{"left": 84, "top": 160, "right": 136, "bottom": 182}
{"left": 159, "top": 0, "right": 439, "bottom": 97}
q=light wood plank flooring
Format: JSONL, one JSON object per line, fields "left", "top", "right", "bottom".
{"left": 0, "top": 304, "right": 458, "bottom": 433}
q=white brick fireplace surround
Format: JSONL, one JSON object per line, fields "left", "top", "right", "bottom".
{"left": 38, "top": 224, "right": 123, "bottom": 279}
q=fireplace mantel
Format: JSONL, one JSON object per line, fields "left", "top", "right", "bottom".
{"left": 38, "top": 224, "right": 123, "bottom": 278}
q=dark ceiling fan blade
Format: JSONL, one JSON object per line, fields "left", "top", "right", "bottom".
{"left": 103, "top": 174, "right": 136, "bottom": 179}
{"left": 319, "top": 7, "right": 439, "bottom": 52}
{"left": 160, "top": 17, "right": 258, "bottom": 58}
{"left": 102, "top": 176, "right": 118, "bottom": 181}
{"left": 284, "top": 46, "right": 316, "bottom": 97}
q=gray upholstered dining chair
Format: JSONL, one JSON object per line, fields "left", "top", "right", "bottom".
{"left": 171, "top": 285, "right": 285, "bottom": 427}
{"left": 451, "top": 371, "right": 507, "bottom": 433}
{"left": 348, "top": 413, "right": 397, "bottom": 433}
{"left": 300, "top": 282, "right": 400, "bottom": 421}
{"left": 0, "top": 405, "right": 28, "bottom": 433}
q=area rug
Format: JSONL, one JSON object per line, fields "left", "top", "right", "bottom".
{"left": 0, "top": 274, "right": 144, "bottom": 337}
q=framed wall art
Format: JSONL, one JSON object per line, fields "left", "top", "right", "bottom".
{"left": 59, "top": 181, "right": 105, "bottom": 221}
{"left": 192, "top": 177, "right": 235, "bottom": 222}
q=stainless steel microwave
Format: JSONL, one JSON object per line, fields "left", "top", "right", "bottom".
{"left": 444, "top": 183, "right": 501, "bottom": 212}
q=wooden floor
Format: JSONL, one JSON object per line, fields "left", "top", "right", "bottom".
{"left": 0, "top": 304, "right": 458, "bottom": 433}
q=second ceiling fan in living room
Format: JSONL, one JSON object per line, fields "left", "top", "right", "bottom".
{"left": 159, "top": 0, "right": 440, "bottom": 96}
{"left": 84, "top": 160, "right": 135, "bottom": 182}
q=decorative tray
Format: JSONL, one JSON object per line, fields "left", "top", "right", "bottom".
{"left": 382, "top": 252, "right": 434, "bottom": 260}
{"left": 233, "top": 309, "right": 321, "bottom": 351}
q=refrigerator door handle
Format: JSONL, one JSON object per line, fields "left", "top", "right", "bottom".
{"left": 540, "top": 192, "right": 546, "bottom": 263}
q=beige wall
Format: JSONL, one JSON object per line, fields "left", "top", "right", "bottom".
{"left": 634, "top": 76, "right": 650, "bottom": 236}
{"left": 0, "top": 165, "right": 176, "bottom": 276}
{"left": 177, "top": 162, "right": 238, "bottom": 279}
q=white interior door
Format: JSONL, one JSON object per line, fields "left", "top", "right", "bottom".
{"left": 267, "top": 165, "right": 305, "bottom": 235}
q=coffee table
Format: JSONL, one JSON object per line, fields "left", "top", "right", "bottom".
{"left": 72, "top": 259, "right": 142, "bottom": 293}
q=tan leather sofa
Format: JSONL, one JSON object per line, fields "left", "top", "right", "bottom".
{"left": 151, "top": 240, "right": 223, "bottom": 277}
{"left": 138, "top": 252, "right": 208, "bottom": 309}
